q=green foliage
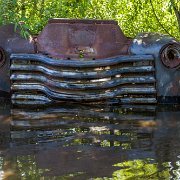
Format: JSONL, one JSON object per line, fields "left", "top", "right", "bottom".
{"left": 0, "top": 0, "right": 179, "bottom": 39}
{"left": 15, "top": 21, "right": 31, "bottom": 39}
{"left": 112, "top": 159, "right": 171, "bottom": 179}
{"left": 94, "top": 158, "right": 180, "bottom": 179}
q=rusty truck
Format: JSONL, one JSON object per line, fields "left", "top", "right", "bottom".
{"left": 0, "top": 19, "right": 179, "bottom": 105}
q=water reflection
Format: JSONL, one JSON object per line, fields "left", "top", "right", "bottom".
{"left": 0, "top": 101, "right": 180, "bottom": 179}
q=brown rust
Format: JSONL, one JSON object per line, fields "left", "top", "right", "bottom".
{"left": 37, "top": 19, "right": 132, "bottom": 59}
{"left": 0, "top": 18, "right": 179, "bottom": 104}
{"left": 0, "top": 24, "right": 35, "bottom": 94}
{"left": 0, "top": 24, "right": 35, "bottom": 54}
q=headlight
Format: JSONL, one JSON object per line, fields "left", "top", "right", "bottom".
{"left": 160, "top": 43, "right": 180, "bottom": 69}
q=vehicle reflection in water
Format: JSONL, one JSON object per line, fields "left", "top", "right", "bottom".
{"left": 0, "top": 101, "right": 180, "bottom": 179}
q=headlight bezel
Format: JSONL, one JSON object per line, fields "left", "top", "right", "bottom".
{"left": 160, "top": 43, "right": 180, "bottom": 69}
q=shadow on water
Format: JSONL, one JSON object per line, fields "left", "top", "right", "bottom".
{"left": 0, "top": 100, "right": 180, "bottom": 179}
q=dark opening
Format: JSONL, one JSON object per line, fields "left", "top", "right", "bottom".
{"left": 167, "top": 49, "right": 177, "bottom": 61}
{"left": 0, "top": 48, "right": 5, "bottom": 67}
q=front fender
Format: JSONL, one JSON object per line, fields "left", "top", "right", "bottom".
{"left": 129, "top": 33, "right": 180, "bottom": 103}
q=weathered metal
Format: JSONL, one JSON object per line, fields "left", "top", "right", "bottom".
{"left": 37, "top": 19, "right": 132, "bottom": 59}
{"left": 160, "top": 43, "right": 180, "bottom": 68}
{"left": 0, "top": 24, "right": 35, "bottom": 54}
{"left": 0, "top": 19, "right": 179, "bottom": 104}
{"left": 11, "top": 53, "right": 156, "bottom": 103}
{"left": 0, "top": 24, "right": 35, "bottom": 96}
{"left": 129, "top": 33, "right": 180, "bottom": 103}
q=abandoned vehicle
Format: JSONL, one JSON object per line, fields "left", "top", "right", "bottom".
{"left": 0, "top": 19, "right": 179, "bottom": 105}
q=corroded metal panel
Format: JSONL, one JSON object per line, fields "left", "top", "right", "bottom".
{"left": 37, "top": 19, "right": 132, "bottom": 59}
{"left": 0, "top": 24, "right": 35, "bottom": 94}
{"left": 0, "top": 24, "right": 35, "bottom": 54}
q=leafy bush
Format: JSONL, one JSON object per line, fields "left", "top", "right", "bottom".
{"left": 0, "top": 0, "right": 179, "bottom": 39}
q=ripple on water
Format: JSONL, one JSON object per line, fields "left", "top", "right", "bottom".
{"left": 0, "top": 101, "right": 180, "bottom": 179}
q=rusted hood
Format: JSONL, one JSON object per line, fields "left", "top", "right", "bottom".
{"left": 37, "top": 19, "right": 132, "bottom": 59}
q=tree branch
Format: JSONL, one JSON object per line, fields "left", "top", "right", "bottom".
{"left": 170, "top": 0, "right": 180, "bottom": 32}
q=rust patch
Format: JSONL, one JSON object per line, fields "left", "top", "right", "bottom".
{"left": 0, "top": 24, "right": 35, "bottom": 93}
{"left": 0, "top": 24, "right": 35, "bottom": 54}
{"left": 37, "top": 19, "right": 132, "bottom": 59}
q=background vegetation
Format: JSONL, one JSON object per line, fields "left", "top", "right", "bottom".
{"left": 0, "top": 0, "right": 179, "bottom": 39}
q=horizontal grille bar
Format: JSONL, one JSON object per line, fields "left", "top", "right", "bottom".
{"left": 11, "top": 98, "right": 157, "bottom": 105}
{"left": 11, "top": 54, "right": 154, "bottom": 68}
{"left": 12, "top": 94, "right": 52, "bottom": 102}
{"left": 12, "top": 84, "right": 156, "bottom": 101}
{"left": 11, "top": 75, "right": 155, "bottom": 90}
{"left": 11, "top": 64, "right": 154, "bottom": 79}
{"left": 120, "top": 97, "right": 157, "bottom": 104}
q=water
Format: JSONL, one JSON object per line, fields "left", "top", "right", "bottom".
{"left": 0, "top": 100, "right": 180, "bottom": 179}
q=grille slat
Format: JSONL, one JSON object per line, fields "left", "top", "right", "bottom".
{"left": 11, "top": 84, "right": 156, "bottom": 101}
{"left": 11, "top": 54, "right": 154, "bottom": 67}
{"left": 11, "top": 64, "right": 155, "bottom": 79}
{"left": 11, "top": 75, "right": 155, "bottom": 90}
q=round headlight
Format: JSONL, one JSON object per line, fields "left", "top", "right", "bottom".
{"left": 160, "top": 43, "right": 180, "bottom": 69}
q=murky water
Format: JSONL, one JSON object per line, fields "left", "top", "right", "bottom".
{"left": 0, "top": 100, "right": 180, "bottom": 179}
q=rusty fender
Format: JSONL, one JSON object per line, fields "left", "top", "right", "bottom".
{"left": 0, "top": 24, "right": 35, "bottom": 97}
